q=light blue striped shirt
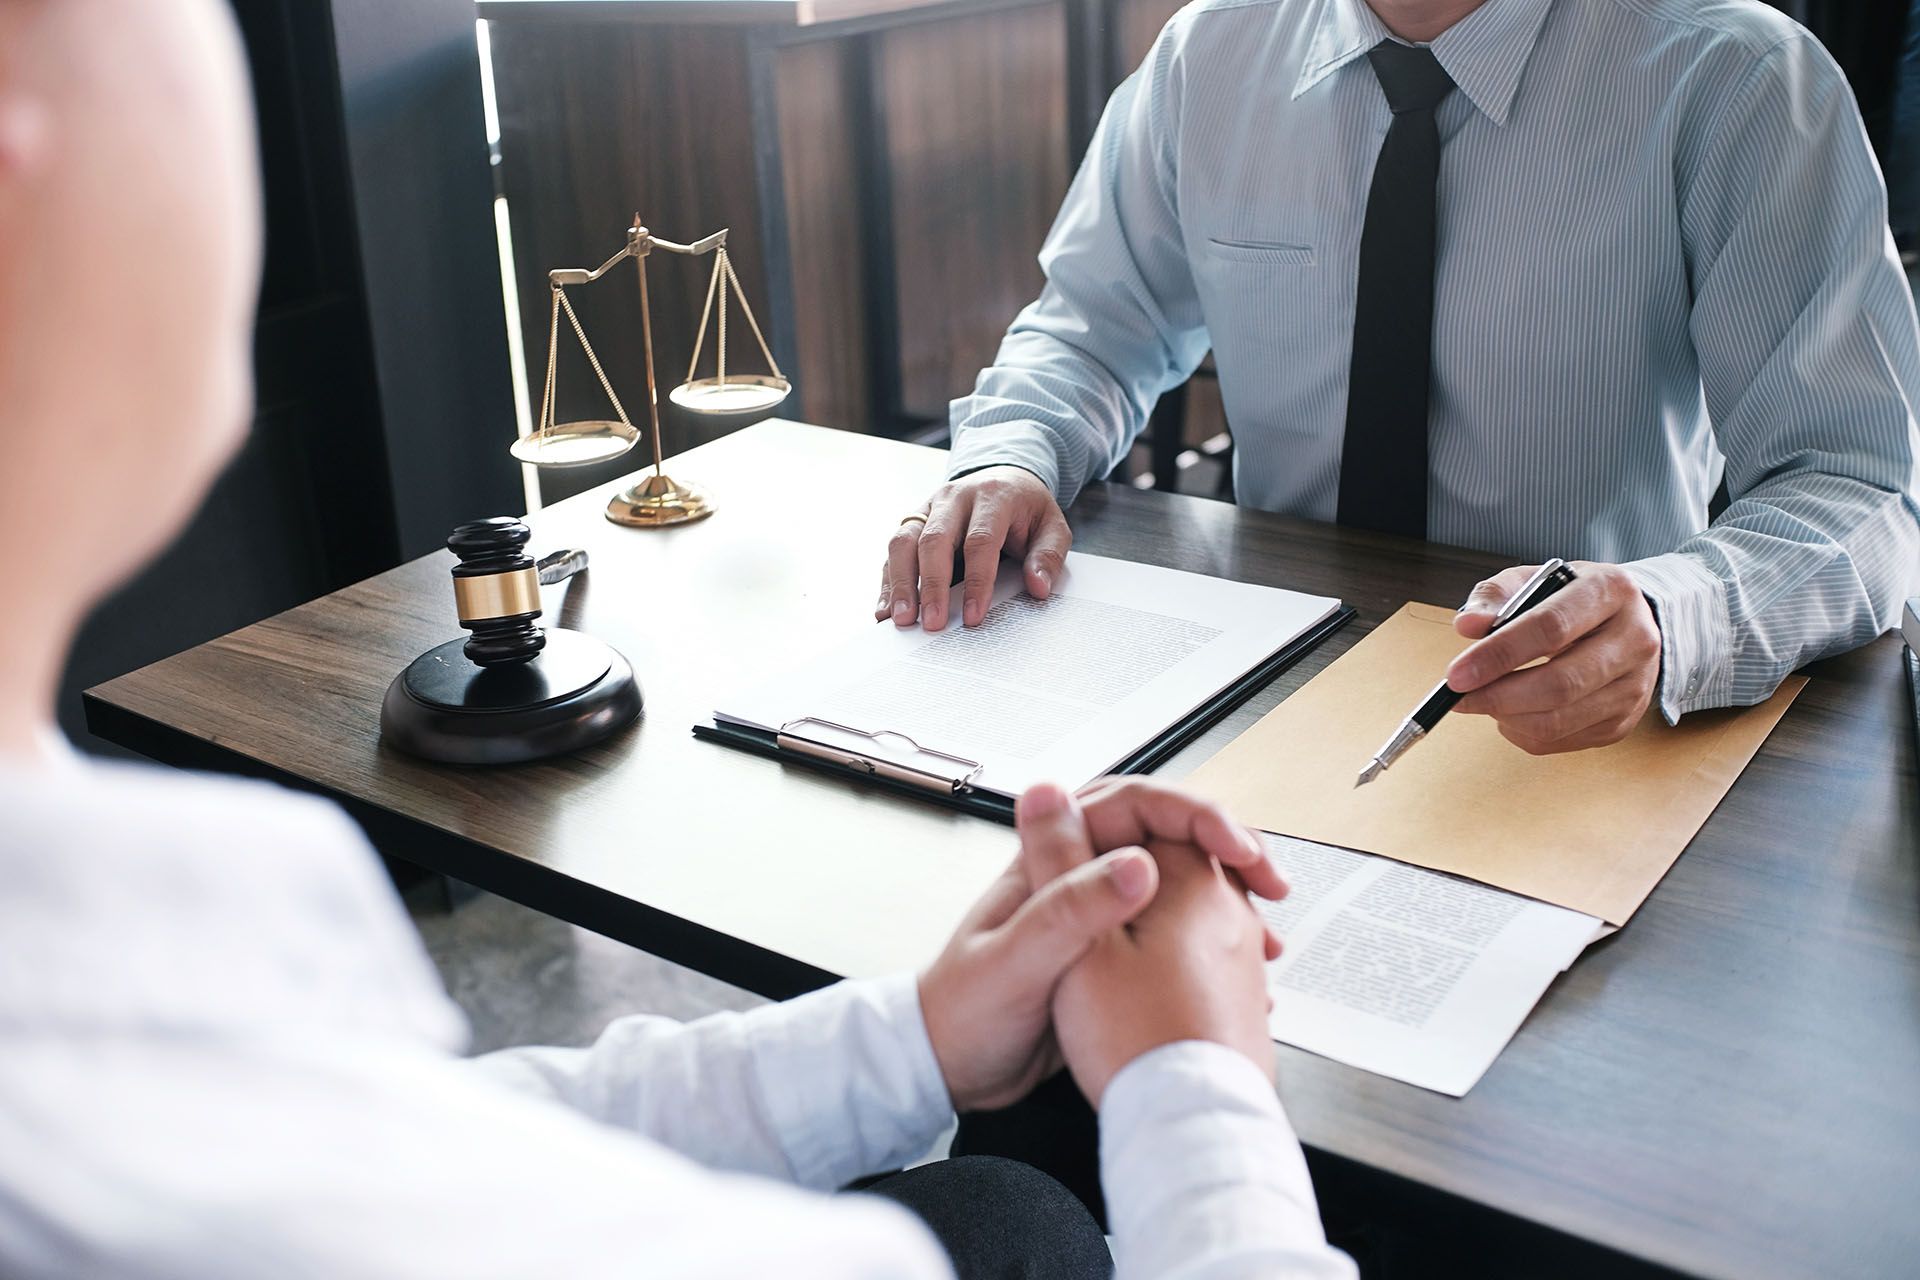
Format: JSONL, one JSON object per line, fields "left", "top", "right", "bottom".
{"left": 948, "top": 0, "right": 1920, "bottom": 721}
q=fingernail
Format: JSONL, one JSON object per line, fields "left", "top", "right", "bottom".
{"left": 1023, "top": 782, "right": 1067, "bottom": 818}
{"left": 964, "top": 600, "right": 983, "bottom": 627}
{"left": 1031, "top": 562, "right": 1053, "bottom": 592}
{"left": 1108, "top": 849, "right": 1152, "bottom": 899}
{"left": 926, "top": 603, "right": 945, "bottom": 630}
{"left": 892, "top": 599, "right": 913, "bottom": 624}
{"left": 876, "top": 593, "right": 890, "bottom": 615}
{"left": 1240, "top": 827, "right": 1264, "bottom": 858}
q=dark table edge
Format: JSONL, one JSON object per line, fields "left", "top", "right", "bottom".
{"left": 81, "top": 695, "right": 842, "bottom": 1003}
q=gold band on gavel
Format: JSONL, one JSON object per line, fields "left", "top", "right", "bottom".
{"left": 453, "top": 567, "right": 541, "bottom": 623}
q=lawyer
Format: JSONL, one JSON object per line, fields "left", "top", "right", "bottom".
{"left": 877, "top": 0, "right": 1920, "bottom": 755}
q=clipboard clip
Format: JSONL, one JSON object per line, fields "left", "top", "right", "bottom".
{"left": 775, "top": 717, "right": 985, "bottom": 795}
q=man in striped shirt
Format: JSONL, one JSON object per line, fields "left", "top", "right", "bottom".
{"left": 878, "top": 0, "right": 1920, "bottom": 755}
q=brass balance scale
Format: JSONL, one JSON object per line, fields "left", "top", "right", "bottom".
{"left": 509, "top": 215, "right": 790, "bottom": 526}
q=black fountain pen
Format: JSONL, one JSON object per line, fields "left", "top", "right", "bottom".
{"left": 1354, "top": 558, "right": 1579, "bottom": 788}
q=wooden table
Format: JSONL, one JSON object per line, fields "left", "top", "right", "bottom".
{"left": 86, "top": 421, "right": 1919, "bottom": 1279}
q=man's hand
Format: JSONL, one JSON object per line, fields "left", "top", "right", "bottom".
{"left": 1049, "top": 838, "right": 1277, "bottom": 1110}
{"left": 876, "top": 465, "right": 1071, "bottom": 632}
{"left": 918, "top": 779, "right": 1283, "bottom": 1113}
{"left": 1446, "top": 561, "right": 1662, "bottom": 755}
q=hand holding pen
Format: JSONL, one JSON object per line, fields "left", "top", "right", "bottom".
{"left": 1447, "top": 560, "right": 1665, "bottom": 757}
{"left": 1356, "top": 560, "right": 1578, "bottom": 786}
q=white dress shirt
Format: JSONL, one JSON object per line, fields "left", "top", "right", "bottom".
{"left": 0, "top": 757, "right": 1354, "bottom": 1279}
{"left": 949, "top": 0, "right": 1920, "bottom": 723}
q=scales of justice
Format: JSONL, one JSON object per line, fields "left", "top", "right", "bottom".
{"left": 510, "top": 214, "right": 790, "bottom": 526}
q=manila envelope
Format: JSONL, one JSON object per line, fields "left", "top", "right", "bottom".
{"left": 1185, "top": 603, "right": 1805, "bottom": 925}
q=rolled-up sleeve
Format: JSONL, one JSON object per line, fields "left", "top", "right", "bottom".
{"left": 1100, "top": 1041, "right": 1356, "bottom": 1279}
{"left": 948, "top": 27, "right": 1212, "bottom": 506}
{"left": 471, "top": 974, "right": 955, "bottom": 1193}
{"left": 1637, "top": 33, "right": 1920, "bottom": 721}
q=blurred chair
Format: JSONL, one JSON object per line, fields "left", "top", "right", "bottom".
{"left": 1114, "top": 356, "right": 1234, "bottom": 499}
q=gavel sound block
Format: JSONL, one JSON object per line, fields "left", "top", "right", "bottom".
{"left": 380, "top": 518, "right": 642, "bottom": 765}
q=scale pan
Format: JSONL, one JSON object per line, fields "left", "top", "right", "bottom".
{"left": 510, "top": 419, "right": 639, "bottom": 468}
{"left": 669, "top": 374, "right": 790, "bottom": 416}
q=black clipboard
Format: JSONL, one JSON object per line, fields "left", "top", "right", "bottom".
{"left": 692, "top": 604, "right": 1354, "bottom": 824}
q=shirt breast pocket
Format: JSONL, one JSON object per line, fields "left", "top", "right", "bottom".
{"left": 1204, "top": 237, "right": 1316, "bottom": 266}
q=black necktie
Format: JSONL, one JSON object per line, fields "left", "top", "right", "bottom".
{"left": 1337, "top": 41, "right": 1456, "bottom": 539}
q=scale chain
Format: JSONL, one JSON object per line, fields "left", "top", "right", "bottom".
{"left": 556, "top": 285, "right": 634, "bottom": 430}
{"left": 538, "top": 287, "right": 562, "bottom": 441}
{"left": 685, "top": 251, "right": 723, "bottom": 387}
{"left": 724, "top": 252, "right": 783, "bottom": 380}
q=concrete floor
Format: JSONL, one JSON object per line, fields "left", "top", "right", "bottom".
{"left": 410, "top": 885, "right": 765, "bottom": 1053}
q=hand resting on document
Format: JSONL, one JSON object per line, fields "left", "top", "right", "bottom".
{"left": 917, "top": 777, "right": 1284, "bottom": 1112}
{"left": 877, "top": 464, "right": 1070, "bottom": 633}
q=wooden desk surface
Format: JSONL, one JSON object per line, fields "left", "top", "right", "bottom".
{"left": 87, "top": 421, "right": 1919, "bottom": 1279}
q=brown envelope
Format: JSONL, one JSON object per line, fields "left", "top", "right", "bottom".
{"left": 1185, "top": 603, "right": 1805, "bottom": 925}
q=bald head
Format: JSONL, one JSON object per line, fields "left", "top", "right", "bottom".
{"left": 0, "top": 0, "right": 262, "bottom": 615}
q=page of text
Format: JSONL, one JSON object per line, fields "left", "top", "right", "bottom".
{"left": 716, "top": 554, "right": 1339, "bottom": 795}
{"left": 1260, "top": 834, "right": 1604, "bottom": 1095}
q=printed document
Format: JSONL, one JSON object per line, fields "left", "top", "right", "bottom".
{"left": 1260, "top": 834, "right": 1604, "bottom": 1096}
{"left": 715, "top": 552, "right": 1338, "bottom": 797}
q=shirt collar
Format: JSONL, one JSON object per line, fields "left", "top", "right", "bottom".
{"left": 1292, "top": 0, "right": 1555, "bottom": 128}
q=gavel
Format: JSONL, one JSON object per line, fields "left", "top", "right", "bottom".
{"left": 448, "top": 517, "right": 589, "bottom": 666}
{"left": 380, "top": 516, "right": 641, "bottom": 765}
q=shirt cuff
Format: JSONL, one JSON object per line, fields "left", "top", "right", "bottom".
{"left": 749, "top": 974, "right": 957, "bottom": 1191}
{"left": 947, "top": 420, "right": 1066, "bottom": 500}
{"left": 1624, "top": 551, "right": 1736, "bottom": 723}
{"left": 1100, "top": 1042, "right": 1355, "bottom": 1279}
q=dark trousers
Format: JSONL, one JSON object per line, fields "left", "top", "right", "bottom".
{"left": 861, "top": 1154, "right": 1111, "bottom": 1280}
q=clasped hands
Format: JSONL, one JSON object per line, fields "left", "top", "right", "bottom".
{"left": 918, "top": 778, "right": 1279, "bottom": 1113}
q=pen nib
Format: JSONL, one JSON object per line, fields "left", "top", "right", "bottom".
{"left": 1354, "top": 760, "right": 1383, "bottom": 789}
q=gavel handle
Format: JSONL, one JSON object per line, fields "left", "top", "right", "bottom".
{"left": 536, "top": 548, "right": 589, "bottom": 585}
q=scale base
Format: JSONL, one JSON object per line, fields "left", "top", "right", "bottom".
{"left": 380, "top": 629, "right": 642, "bottom": 766}
{"left": 606, "top": 471, "right": 715, "bottom": 527}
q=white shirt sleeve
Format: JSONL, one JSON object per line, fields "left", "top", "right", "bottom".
{"left": 471, "top": 973, "right": 958, "bottom": 1191}
{"left": 1100, "top": 1041, "right": 1358, "bottom": 1280}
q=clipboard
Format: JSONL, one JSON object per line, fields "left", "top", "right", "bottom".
{"left": 693, "top": 604, "right": 1354, "bottom": 824}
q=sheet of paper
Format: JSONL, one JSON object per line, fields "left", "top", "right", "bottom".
{"left": 1261, "top": 834, "right": 1603, "bottom": 1096}
{"left": 716, "top": 552, "right": 1338, "bottom": 796}
{"left": 1187, "top": 603, "right": 1805, "bottom": 924}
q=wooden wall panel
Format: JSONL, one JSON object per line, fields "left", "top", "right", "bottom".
{"left": 878, "top": 3, "right": 1071, "bottom": 423}
{"left": 1115, "top": 0, "right": 1184, "bottom": 72}
{"left": 775, "top": 39, "right": 872, "bottom": 431}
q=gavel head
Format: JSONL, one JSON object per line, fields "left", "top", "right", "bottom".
{"left": 448, "top": 517, "right": 545, "bottom": 666}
